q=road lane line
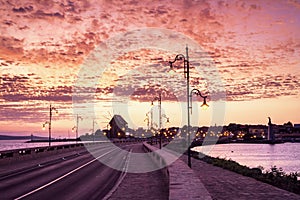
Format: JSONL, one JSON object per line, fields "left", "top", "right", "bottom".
{"left": 102, "top": 148, "right": 132, "bottom": 200}
{"left": 15, "top": 148, "right": 117, "bottom": 200}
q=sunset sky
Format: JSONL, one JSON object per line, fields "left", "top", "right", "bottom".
{"left": 0, "top": 0, "right": 299, "bottom": 137}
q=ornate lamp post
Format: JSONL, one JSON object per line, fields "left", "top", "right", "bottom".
{"left": 144, "top": 111, "right": 153, "bottom": 131}
{"left": 161, "top": 114, "right": 170, "bottom": 143}
{"left": 42, "top": 104, "right": 58, "bottom": 146}
{"left": 152, "top": 93, "right": 163, "bottom": 149}
{"left": 91, "top": 119, "right": 97, "bottom": 142}
{"left": 72, "top": 114, "right": 83, "bottom": 143}
{"left": 169, "top": 47, "right": 208, "bottom": 168}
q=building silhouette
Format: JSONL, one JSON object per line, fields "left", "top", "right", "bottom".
{"left": 268, "top": 117, "right": 275, "bottom": 142}
{"left": 109, "top": 115, "right": 128, "bottom": 138}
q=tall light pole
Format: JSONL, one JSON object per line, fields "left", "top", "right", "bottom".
{"left": 42, "top": 104, "right": 58, "bottom": 147}
{"left": 72, "top": 114, "right": 83, "bottom": 143}
{"left": 169, "top": 46, "right": 208, "bottom": 168}
{"left": 161, "top": 114, "right": 170, "bottom": 143}
{"left": 152, "top": 93, "right": 162, "bottom": 149}
{"left": 145, "top": 110, "right": 156, "bottom": 144}
{"left": 92, "top": 119, "right": 97, "bottom": 142}
{"left": 144, "top": 111, "right": 152, "bottom": 131}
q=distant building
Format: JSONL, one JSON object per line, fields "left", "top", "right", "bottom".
{"left": 282, "top": 121, "right": 293, "bottom": 134}
{"left": 294, "top": 124, "right": 300, "bottom": 129}
{"left": 248, "top": 125, "right": 268, "bottom": 139}
{"left": 294, "top": 124, "right": 300, "bottom": 134}
{"left": 135, "top": 127, "right": 146, "bottom": 138}
{"left": 109, "top": 115, "right": 128, "bottom": 138}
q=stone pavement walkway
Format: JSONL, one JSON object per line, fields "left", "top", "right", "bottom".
{"left": 109, "top": 144, "right": 168, "bottom": 200}
{"left": 185, "top": 156, "right": 300, "bottom": 200}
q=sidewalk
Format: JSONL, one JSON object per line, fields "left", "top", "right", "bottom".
{"left": 187, "top": 156, "right": 300, "bottom": 200}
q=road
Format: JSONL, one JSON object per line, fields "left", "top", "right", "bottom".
{"left": 0, "top": 143, "right": 145, "bottom": 200}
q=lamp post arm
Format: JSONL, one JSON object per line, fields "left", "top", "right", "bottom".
{"left": 191, "top": 88, "right": 207, "bottom": 99}
{"left": 189, "top": 89, "right": 208, "bottom": 114}
{"left": 169, "top": 54, "right": 186, "bottom": 65}
{"left": 169, "top": 54, "right": 188, "bottom": 77}
{"left": 152, "top": 94, "right": 161, "bottom": 102}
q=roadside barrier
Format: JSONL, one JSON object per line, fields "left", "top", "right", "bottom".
{"left": 143, "top": 142, "right": 212, "bottom": 200}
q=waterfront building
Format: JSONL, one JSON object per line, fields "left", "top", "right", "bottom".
{"left": 294, "top": 124, "right": 300, "bottom": 133}
{"left": 248, "top": 125, "right": 268, "bottom": 139}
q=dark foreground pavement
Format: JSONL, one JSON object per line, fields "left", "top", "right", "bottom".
{"left": 110, "top": 144, "right": 300, "bottom": 200}
{"left": 186, "top": 156, "right": 300, "bottom": 200}
{"left": 109, "top": 144, "right": 169, "bottom": 200}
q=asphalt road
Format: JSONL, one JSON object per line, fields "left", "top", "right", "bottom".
{"left": 0, "top": 143, "right": 133, "bottom": 200}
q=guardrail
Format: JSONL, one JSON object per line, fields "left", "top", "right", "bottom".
{"left": 0, "top": 143, "right": 85, "bottom": 162}
{"left": 0, "top": 139, "right": 147, "bottom": 161}
{"left": 143, "top": 142, "right": 212, "bottom": 200}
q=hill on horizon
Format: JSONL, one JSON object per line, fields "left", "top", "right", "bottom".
{"left": 0, "top": 134, "right": 48, "bottom": 140}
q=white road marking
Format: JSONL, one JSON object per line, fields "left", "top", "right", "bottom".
{"left": 102, "top": 148, "right": 132, "bottom": 200}
{"left": 15, "top": 148, "right": 117, "bottom": 200}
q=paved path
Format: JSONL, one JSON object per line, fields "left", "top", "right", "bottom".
{"left": 184, "top": 156, "right": 300, "bottom": 200}
{"left": 109, "top": 144, "right": 168, "bottom": 200}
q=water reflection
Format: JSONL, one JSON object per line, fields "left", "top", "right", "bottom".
{"left": 193, "top": 143, "right": 300, "bottom": 173}
{"left": 0, "top": 140, "right": 86, "bottom": 151}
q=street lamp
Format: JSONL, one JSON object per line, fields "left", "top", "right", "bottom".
{"left": 92, "top": 119, "right": 97, "bottom": 142}
{"left": 72, "top": 114, "right": 83, "bottom": 143}
{"left": 162, "top": 114, "right": 170, "bottom": 127}
{"left": 42, "top": 104, "right": 58, "bottom": 147}
{"left": 72, "top": 125, "right": 77, "bottom": 133}
{"left": 151, "top": 93, "right": 162, "bottom": 149}
{"left": 169, "top": 46, "right": 208, "bottom": 168}
{"left": 190, "top": 88, "right": 209, "bottom": 114}
{"left": 161, "top": 114, "right": 170, "bottom": 143}
{"left": 144, "top": 111, "right": 153, "bottom": 131}
{"left": 90, "top": 119, "right": 97, "bottom": 142}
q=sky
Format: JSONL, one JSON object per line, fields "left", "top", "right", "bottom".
{"left": 0, "top": 0, "right": 299, "bottom": 137}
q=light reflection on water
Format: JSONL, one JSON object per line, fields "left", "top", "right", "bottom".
{"left": 192, "top": 143, "right": 300, "bottom": 173}
{"left": 0, "top": 140, "right": 81, "bottom": 151}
